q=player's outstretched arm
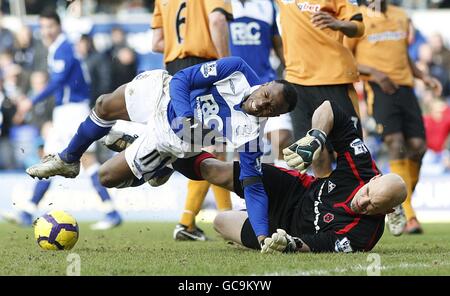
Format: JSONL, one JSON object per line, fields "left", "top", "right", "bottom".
{"left": 261, "top": 229, "right": 310, "bottom": 253}
{"left": 282, "top": 101, "right": 333, "bottom": 171}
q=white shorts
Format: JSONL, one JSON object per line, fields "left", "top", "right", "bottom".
{"left": 123, "top": 70, "right": 196, "bottom": 180}
{"left": 44, "top": 102, "right": 95, "bottom": 154}
{"left": 124, "top": 70, "right": 169, "bottom": 124}
{"left": 264, "top": 113, "right": 293, "bottom": 134}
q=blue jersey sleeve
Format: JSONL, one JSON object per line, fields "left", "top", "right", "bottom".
{"left": 239, "top": 140, "right": 269, "bottom": 237}
{"left": 31, "top": 45, "right": 75, "bottom": 105}
{"left": 169, "top": 56, "right": 260, "bottom": 118}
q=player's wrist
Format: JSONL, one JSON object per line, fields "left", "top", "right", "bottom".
{"left": 307, "top": 129, "right": 327, "bottom": 148}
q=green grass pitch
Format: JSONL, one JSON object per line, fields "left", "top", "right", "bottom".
{"left": 1, "top": 221, "right": 449, "bottom": 275}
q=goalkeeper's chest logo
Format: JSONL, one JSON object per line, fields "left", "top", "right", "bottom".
{"left": 350, "top": 138, "right": 368, "bottom": 156}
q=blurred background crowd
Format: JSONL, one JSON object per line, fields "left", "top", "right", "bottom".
{"left": 1, "top": 0, "right": 450, "bottom": 177}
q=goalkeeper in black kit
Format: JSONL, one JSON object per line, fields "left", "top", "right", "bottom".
{"left": 172, "top": 100, "right": 407, "bottom": 253}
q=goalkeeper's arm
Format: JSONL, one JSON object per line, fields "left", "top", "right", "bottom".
{"left": 282, "top": 101, "right": 334, "bottom": 171}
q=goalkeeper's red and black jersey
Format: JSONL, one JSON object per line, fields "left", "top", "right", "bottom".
{"left": 289, "top": 101, "right": 385, "bottom": 253}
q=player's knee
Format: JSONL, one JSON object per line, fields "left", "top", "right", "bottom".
{"left": 98, "top": 167, "right": 115, "bottom": 188}
{"left": 213, "top": 212, "right": 227, "bottom": 236}
{"left": 384, "top": 135, "right": 405, "bottom": 156}
{"left": 408, "top": 141, "right": 427, "bottom": 162}
{"left": 94, "top": 94, "right": 113, "bottom": 120}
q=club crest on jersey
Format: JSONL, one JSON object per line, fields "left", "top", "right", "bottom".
{"left": 348, "top": 0, "right": 358, "bottom": 6}
{"left": 323, "top": 213, "right": 334, "bottom": 223}
{"left": 334, "top": 237, "right": 353, "bottom": 253}
{"left": 297, "top": 2, "right": 321, "bottom": 12}
{"left": 201, "top": 62, "right": 217, "bottom": 78}
{"left": 350, "top": 138, "right": 369, "bottom": 155}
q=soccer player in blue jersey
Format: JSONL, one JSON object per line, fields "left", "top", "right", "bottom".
{"left": 3, "top": 10, "right": 122, "bottom": 230}
{"left": 26, "top": 56, "right": 297, "bottom": 243}
{"left": 229, "top": 0, "right": 293, "bottom": 167}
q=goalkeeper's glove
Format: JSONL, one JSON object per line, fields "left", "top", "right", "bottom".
{"left": 282, "top": 129, "right": 327, "bottom": 172}
{"left": 260, "top": 229, "right": 303, "bottom": 254}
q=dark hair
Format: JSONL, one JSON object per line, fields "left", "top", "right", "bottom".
{"left": 275, "top": 79, "right": 297, "bottom": 112}
{"left": 39, "top": 9, "right": 61, "bottom": 25}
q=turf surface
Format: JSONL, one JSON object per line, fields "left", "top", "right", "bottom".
{"left": 1, "top": 221, "right": 449, "bottom": 275}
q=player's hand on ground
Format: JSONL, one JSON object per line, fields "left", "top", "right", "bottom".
{"left": 423, "top": 75, "right": 443, "bottom": 97}
{"left": 282, "top": 129, "right": 327, "bottom": 172}
{"left": 372, "top": 70, "right": 399, "bottom": 95}
{"left": 311, "top": 11, "right": 342, "bottom": 31}
{"left": 261, "top": 229, "right": 298, "bottom": 254}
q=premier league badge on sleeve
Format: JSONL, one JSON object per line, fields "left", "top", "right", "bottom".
{"left": 201, "top": 61, "right": 217, "bottom": 78}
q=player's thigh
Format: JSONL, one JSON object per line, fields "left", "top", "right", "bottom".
{"left": 289, "top": 84, "right": 319, "bottom": 139}
{"left": 213, "top": 210, "right": 249, "bottom": 245}
{"left": 98, "top": 151, "right": 135, "bottom": 187}
{"left": 400, "top": 87, "right": 426, "bottom": 140}
{"left": 367, "top": 82, "right": 403, "bottom": 138}
{"left": 124, "top": 70, "right": 171, "bottom": 124}
{"left": 327, "top": 84, "right": 362, "bottom": 137}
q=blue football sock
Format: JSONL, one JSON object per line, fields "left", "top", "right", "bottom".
{"left": 59, "top": 111, "right": 116, "bottom": 163}
{"left": 31, "top": 179, "right": 52, "bottom": 205}
{"left": 90, "top": 171, "right": 114, "bottom": 202}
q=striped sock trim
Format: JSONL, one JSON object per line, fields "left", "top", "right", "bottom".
{"left": 89, "top": 110, "right": 116, "bottom": 128}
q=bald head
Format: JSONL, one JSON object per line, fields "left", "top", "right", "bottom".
{"left": 351, "top": 173, "right": 407, "bottom": 215}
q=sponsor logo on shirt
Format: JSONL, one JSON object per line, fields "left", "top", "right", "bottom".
{"left": 201, "top": 62, "right": 217, "bottom": 78}
{"left": 280, "top": 0, "right": 295, "bottom": 4}
{"left": 230, "top": 22, "right": 262, "bottom": 46}
{"left": 367, "top": 31, "right": 407, "bottom": 43}
{"left": 199, "top": 94, "right": 223, "bottom": 131}
{"left": 350, "top": 138, "right": 369, "bottom": 156}
{"left": 296, "top": 2, "right": 321, "bottom": 12}
{"left": 334, "top": 237, "right": 353, "bottom": 253}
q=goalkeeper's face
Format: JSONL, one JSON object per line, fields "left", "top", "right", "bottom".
{"left": 244, "top": 81, "right": 290, "bottom": 117}
{"left": 351, "top": 173, "right": 407, "bottom": 215}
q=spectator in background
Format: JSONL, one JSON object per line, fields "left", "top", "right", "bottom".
{"left": 0, "top": 78, "right": 18, "bottom": 169}
{"left": 429, "top": 33, "right": 450, "bottom": 97}
{"left": 111, "top": 46, "right": 137, "bottom": 90}
{"left": 107, "top": 27, "right": 137, "bottom": 90}
{"left": 0, "top": 23, "right": 15, "bottom": 54}
{"left": 76, "top": 34, "right": 112, "bottom": 107}
{"left": 422, "top": 95, "right": 450, "bottom": 175}
{"left": 25, "top": 71, "right": 53, "bottom": 130}
{"left": 417, "top": 43, "right": 449, "bottom": 98}
{"left": 108, "top": 27, "right": 128, "bottom": 58}
{"left": 13, "top": 25, "right": 48, "bottom": 74}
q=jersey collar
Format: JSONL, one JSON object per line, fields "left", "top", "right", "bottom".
{"left": 234, "top": 85, "right": 261, "bottom": 113}
{"left": 48, "top": 34, "right": 66, "bottom": 55}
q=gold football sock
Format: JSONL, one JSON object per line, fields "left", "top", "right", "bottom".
{"left": 404, "top": 159, "right": 421, "bottom": 221}
{"left": 389, "top": 159, "right": 415, "bottom": 220}
{"left": 180, "top": 180, "right": 210, "bottom": 230}
{"left": 211, "top": 185, "right": 232, "bottom": 211}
